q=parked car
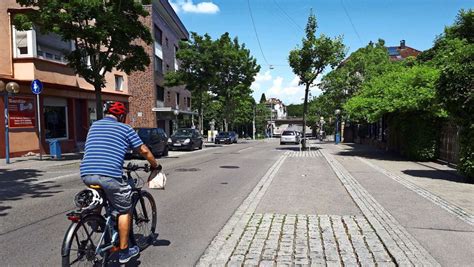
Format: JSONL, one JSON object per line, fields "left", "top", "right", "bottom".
{"left": 169, "top": 128, "right": 203, "bottom": 151}
{"left": 127, "top": 128, "right": 169, "bottom": 158}
{"left": 215, "top": 131, "right": 238, "bottom": 144}
{"left": 280, "top": 130, "right": 301, "bottom": 145}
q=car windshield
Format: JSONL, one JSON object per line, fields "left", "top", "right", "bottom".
{"left": 218, "top": 132, "right": 229, "bottom": 137}
{"left": 172, "top": 129, "right": 193, "bottom": 138}
{"left": 136, "top": 129, "right": 151, "bottom": 141}
{"left": 282, "top": 131, "right": 295, "bottom": 136}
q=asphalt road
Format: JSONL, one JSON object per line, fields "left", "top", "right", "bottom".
{"left": 0, "top": 140, "right": 281, "bottom": 266}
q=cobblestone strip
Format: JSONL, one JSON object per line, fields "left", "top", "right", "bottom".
{"left": 331, "top": 216, "right": 358, "bottom": 266}
{"left": 320, "top": 215, "right": 341, "bottom": 266}
{"left": 320, "top": 149, "right": 440, "bottom": 266}
{"left": 358, "top": 157, "right": 474, "bottom": 226}
{"left": 308, "top": 215, "right": 325, "bottom": 265}
{"left": 196, "top": 153, "right": 288, "bottom": 266}
{"left": 343, "top": 216, "right": 376, "bottom": 266}
{"left": 288, "top": 151, "right": 323, "bottom": 158}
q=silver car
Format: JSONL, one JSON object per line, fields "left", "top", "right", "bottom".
{"left": 280, "top": 130, "right": 301, "bottom": 145}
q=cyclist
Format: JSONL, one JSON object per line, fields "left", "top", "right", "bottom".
{"left": 80, "top": 101, "right": 161, "bottom": 263}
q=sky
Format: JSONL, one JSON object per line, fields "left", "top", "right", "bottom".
{"left": 169, "top": 0, "right": 473, "bottom": 105}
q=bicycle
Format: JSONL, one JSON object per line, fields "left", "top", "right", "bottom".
{"left": 61, "top": 163, "right": 157, "bottom": 266}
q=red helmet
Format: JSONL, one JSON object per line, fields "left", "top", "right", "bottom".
{"left": 104, "top": 101, "right": 127, "bottom": 116}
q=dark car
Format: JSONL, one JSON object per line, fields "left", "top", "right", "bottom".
{"left": 215, "top": 131, "right": 238, "bottom": 144}
{"left": 169, "top": 128, "right": 203, "bottom": 151}
{"left": 127, "top": 128, "right": 169, "bottom": 158}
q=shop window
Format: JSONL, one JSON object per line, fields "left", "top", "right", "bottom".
{"left": 44, "top": 106, "right": 68, "bottom": 139}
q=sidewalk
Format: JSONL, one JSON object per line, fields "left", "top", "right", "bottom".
{"left": 198, "top": 143, "right": 473, "bottom": 266}
{"left": 0, "top": 152, "right": 84, "bottom": 170}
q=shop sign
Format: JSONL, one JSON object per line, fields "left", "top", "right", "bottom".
{"left": 8, "top": 96, "right": 36, "bottom": 128}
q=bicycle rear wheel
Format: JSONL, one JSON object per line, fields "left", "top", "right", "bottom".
{"left": 132, "top": 191, "right": 157, "bottom": 249}
{"left": 61, "top": 215, "right": 106, "bottom": 267}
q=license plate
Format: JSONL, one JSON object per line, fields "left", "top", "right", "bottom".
{"left": 173, "top": 143, "right": 181, "bottom": 146}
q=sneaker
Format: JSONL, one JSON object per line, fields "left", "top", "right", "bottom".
{"left": 118, "top": 245, "right": 140, "bottom": 264}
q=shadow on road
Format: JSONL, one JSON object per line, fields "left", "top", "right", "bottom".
{"left": 0, "top": 168, "right": 62, "bottom": 217}
{"left": 274, "top": 146, "right": 301, "bottom": 151}
{"left": 335, "top": 143, "right": 471, "bottom": 184}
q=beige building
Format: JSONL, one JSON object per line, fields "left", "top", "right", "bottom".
{"left": 0, "top": 1, "right": 130, "bottom": 157}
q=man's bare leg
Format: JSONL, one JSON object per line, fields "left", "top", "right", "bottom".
{"left": 118, "top": 213, "right": 131, "bottom": 250}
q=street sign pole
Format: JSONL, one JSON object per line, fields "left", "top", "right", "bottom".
{"left": 36, "top": 94, "right": 42, "bottom": 160}
{"left": 31, "top": 79, "right": 43, "bottom": 160}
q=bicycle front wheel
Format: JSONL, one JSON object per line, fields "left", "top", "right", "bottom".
{"left": 61, "top": 214, "right": 106, "bottom": 267}
{"left": 132, "top": 190, "right": 157, "bottom": 249}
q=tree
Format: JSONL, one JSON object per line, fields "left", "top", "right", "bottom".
{"left": 14, "top": 0, "right": 152, "bottom": 119}
{"left": 286, "top": 104, "right": 303, "bottom": 117}
{"left": 259, "top": 93, "right": 267, "bottom": 104}
{"left": 165, "top": 32, "right": 216, "bottom": 132}
{"left": 320, "top": 39, "right": 391, "bottom": 110}
{"left": 288, "top": 12, "right": 345, "bottom": 148}
{"left": 166, "top": 32, "right": 259, "bottom": 132}
{"left": 429, "top": 9, "right": 474, "bottom": 178}
{"left": 213, "top": 33, "right": 260, "bottom": 131}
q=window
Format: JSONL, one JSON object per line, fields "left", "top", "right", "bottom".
{"left": 176, "top": 93, "right": 180, "bottom": 106}
{"left": 156, "top": 86, "right": 164, "bottom": 101}
{"left": 115, "top": 75, "right": 124, "bottom": 91}
{"left": 154, "top": 26, "right": 162, "bottom": 45}
{"left": 154, "top": 56, "right": 163, "bottom": 73}
{"left": 14, "top": 29, "right": 30, "bottom": 56}
{"left": 166, "top": 64, "right": 170, "bottom": 71}
{"left": 44, "top": 106, "right": 68, "bottom": 139}
{"left": 174, "top": 46, "right": 179, "bottom": 70}
{"left": 187, "top": 97, "right": 191, "bottom": 108}
{"left": 165, "top": 37, "right": 169, "bottom": 47}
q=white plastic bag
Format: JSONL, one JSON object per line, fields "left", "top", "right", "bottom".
{"left": 148, "top": 172, "right": 167, "bottom": 189}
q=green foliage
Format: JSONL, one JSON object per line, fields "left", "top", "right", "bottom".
{"left": 320, "top": 39, "right": 391, "bottom": 110}
{"left": 389, "top": 114, "right": 439, "bottom": 161}
{"left": 288, "top": 12, "right": 345, "bottom": 147}
{"left": 15, "top": 0, "right": 152, "bottom": 119}
{"left": 458, "top": 125, "right": 474, "bottom": 179}
{"left": 344, "top": 64, "right": 442, "bottom": 122}
{"left": 286, "top": 104, "right": 303, "bottom": 117}
{"left": 165, "top": 32, "right": 260, "bottom": 130}
{"left": 255, "top": 103, "right": 271, "bottom": 135}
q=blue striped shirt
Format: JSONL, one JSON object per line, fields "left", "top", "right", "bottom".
{"left": 80, "top": 117, "right": 143, "bottom": 178}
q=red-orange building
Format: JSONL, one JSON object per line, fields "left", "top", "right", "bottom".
{"left": 0, "top": 1, "right": 131, "bottom": 158}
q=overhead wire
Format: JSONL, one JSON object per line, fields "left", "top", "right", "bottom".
{"left": 272, "top": 0, "right": 304, "bottom": 32}
{"left": 247, "top": 0, "right": 270, "bottom": 67}
{"left": 340, "top": 0, "right": 363, "bottom": 46}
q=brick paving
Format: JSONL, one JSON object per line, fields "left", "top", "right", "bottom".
{"left": 228, "top": 214, "right": 394, "bottom": 266}
{"left": 197, "top": 148, "right": 440, "bottom": 266}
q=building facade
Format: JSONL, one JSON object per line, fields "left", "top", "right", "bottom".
{"left": 128, "top": 0, "right": 193, "bottom": 137}
{"left": 0, "top": 1, "right": 129, "bottom": 158}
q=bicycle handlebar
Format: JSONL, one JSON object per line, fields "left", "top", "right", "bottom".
{"left": 123, "top": 163, "right": 151, "bottom": 173}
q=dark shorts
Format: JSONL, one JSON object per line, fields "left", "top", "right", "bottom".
{"left": 81, "top": 175, "right": 132, "bottom": 215}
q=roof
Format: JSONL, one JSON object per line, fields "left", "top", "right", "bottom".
{"left": 386, "top": 45, "right": 421, "bottom": 61}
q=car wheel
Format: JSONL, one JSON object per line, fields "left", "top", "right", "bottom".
{"left": 163, "top": 147, "right": 169, "bottom": 157}
{"left": 199, "top": 142, "right": 203, "bottom": 150}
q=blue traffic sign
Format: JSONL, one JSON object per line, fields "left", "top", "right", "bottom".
{"left": 31, "top": 79, "right": 43, "bottom": 94}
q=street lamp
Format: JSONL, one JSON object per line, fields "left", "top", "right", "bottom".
{"left": 0, "top": 80, "right": 20, "bottom": 164}
{"left": 335, "top": 109, "right": 341, "bottom": 144}
{"left": 173, "top": 108, "right": 180, "bottom": 133}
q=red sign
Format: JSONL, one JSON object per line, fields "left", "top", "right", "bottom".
{"left": 8, "top": 96, "right": 36, "bottom": 128}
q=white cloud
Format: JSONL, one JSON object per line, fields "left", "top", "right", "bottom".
{"left": 170, "top": 0, "right": 220, "bottom": 14}
{"left": 254, "top": 70, "right": 272, "bottom": 82}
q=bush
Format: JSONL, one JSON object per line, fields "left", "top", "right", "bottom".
{"left": 390, "top": 113, "right": 439, "bottom": 161}
{"left": 458, "top": 124, "right": 474, "bottom": 181}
